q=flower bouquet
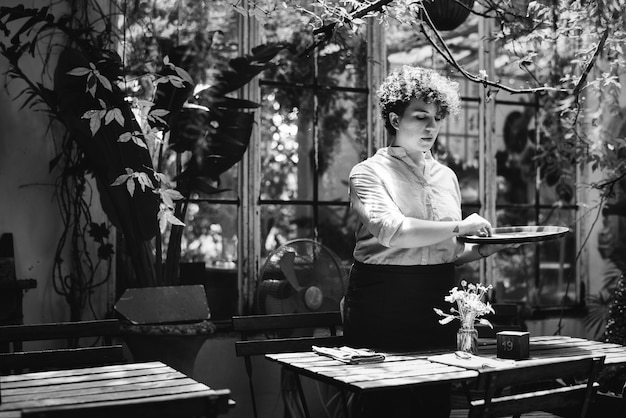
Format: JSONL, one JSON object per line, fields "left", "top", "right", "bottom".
{"left": 434, "top": 280, "right": 494, "bottom": 353}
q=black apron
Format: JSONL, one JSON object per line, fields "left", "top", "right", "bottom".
{"left": 344, "top": 260, "right": 457, "bottom": 351}
{"left": 343, "top": 260, "right": 457, "bottom": 418}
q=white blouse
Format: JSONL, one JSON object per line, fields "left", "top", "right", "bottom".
{"left": 349, "top": 146, "right": 464, "bottom": 265}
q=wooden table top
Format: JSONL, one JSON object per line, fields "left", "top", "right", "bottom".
{"left": 0, "top": 361, "right": 231, "bottom": 418}
{"left": 480, "top": 335, "right": 626, "bottom": 366}
{"left": 266, "top": 335, "right": 626, "bottom": 393}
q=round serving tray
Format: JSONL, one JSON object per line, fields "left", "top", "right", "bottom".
{"left": 457, "top": 225, "right": 570, "bottom": 244}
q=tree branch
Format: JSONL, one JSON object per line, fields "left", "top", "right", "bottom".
{"left": 301, "top": 0, "right": 394, "bottom": 57}
{"left": 352, "top": 0, "right": 394, "bottom": 19}
{"left": 572, "top": 29, "right": 609, "bottom": 97}
{"left": 417, "top": 11, "right": 561, "bottom": 95}
{"left": 304, "top": 0, "right": 564, "bottom": 96}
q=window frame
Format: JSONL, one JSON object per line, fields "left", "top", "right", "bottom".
{"left": 191, "top": 8, "right": 586, "bottom": 316}
{"left": 477, "top": 17, "right": 585, "bottom": 314}
{"left": 239, "top": 16, "right": 384, "bottom": 312}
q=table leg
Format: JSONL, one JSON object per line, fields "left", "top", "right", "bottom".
{"left": 294, "top": 375, "right": 311, "bottom": 418}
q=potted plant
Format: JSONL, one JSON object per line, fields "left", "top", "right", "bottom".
{"left": 1, "top": 1, "right": 282, "bottom": 301}
{"left": 0, "top": 1, "right": 284, "bottom": 374}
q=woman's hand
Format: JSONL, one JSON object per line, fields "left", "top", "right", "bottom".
{"left": 458, "top": 213, "right": 492, "bottom": 237}
{"left": 478, "top": 242, "right": 523, "bottom": 257}
{"left": 493, "top": 242, "right": 523, "bottom": 251}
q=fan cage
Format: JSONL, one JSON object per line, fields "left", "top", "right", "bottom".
{"left": 256, "top": 239, "right": 347, "bottom": 316}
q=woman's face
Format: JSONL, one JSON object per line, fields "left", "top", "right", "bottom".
{"left": 389, "top": 97, "right": 443, "bottom": 154}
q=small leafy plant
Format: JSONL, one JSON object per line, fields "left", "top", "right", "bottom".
{"left": 70, "top": 56, "right": 191, "bottom": 232}
{"left": 434, "top": 280, "right": 494, "bottom": 330}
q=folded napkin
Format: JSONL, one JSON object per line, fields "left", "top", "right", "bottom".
{"left": 428, "top": 352, "right": 516, "bottom": 370}
{"left": 312, "top": 346, "right": 386, "bottom": 364}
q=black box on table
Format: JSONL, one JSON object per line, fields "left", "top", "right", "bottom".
{"left": 496, "top": 331, "right": 529, "bottom": 360}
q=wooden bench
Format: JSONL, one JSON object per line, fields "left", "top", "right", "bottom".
{"left": 0, "top": 319, "right": 124, "bottom": 373}
{"left": 19, "top": 388, "right": 233, "bottom": 418}
{"left": 0, "top": 232, "right": 38, "bottom": 354}
{"left": 1, "top": 361, "right": 233, "bottom": 418}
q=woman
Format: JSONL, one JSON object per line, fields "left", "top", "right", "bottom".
{"left": 344, "top": 66, "right": 512, "bottom": 417}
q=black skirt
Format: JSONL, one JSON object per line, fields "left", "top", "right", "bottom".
{"left": 343, "top": 260, "right": 458, "bottom": 351}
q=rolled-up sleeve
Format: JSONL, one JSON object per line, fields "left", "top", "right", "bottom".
{"left": 349, "top": 166, "right": 405, "bottom": 247}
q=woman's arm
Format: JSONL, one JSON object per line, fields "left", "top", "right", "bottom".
{"left": 350, "top": 166, "right": 491, "bottom": 249}
{"left": 389, "top": 212, "right": 492, "bottom": 248}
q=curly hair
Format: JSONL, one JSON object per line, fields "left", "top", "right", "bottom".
{"left": 377, "top": 66, "right": 461, "bottom": 136}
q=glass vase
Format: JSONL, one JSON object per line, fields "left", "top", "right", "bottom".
{"left": 457, "top": 327, "right": 478, "bottom": 354}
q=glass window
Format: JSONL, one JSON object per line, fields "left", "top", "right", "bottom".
{"left": 123, "top": 0, "right": 242, "bottom": 272}
{"left": 181, "top": 201, "right": 238, "bottom": 268}
{"left": 151, "top": 1, "right": 583, "bottom": 316}
{"left": 157, "top": 0, "right": 242, "bottom": 269}
{"left": 258, "top": 10, "right": 369, "bottom": 270}
{"left": 384, "top": 14, "right": 581, "bottom": 309}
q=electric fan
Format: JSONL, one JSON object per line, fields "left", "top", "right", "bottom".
{"left": 256, "top": 239, "right": 348, "bottom": 418}
{"left": 256, "top": 238, "right": 346, "bottom": 316}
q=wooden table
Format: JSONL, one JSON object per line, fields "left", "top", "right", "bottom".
{"left": 266, "top": 335, "right": 626, "bottom": 393}
{"left": 0, "top": 361, "right": 232, "bottom": 418}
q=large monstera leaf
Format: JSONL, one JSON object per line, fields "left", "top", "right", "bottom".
{"left": 161, "top": 42, "right": 287, "bottom": 283}
{"left": 167, "top": 42, "right": 287, "bottom": 196}
{"left": 207, "top": 43, "right": 290, "bottom": 97}
{"left": 170, "top": 107, "right": 254, "bottom": 195}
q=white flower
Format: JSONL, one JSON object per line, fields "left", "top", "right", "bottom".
{"left": 434, "top": 281, "right": 494, "bottom": 329}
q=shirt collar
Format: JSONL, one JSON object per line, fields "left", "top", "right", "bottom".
{"left": 387, "top": 146, "right": 433, "bottom": 160}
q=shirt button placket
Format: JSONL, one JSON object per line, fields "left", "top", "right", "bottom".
{"left": 424, "top": 182, "right": 433, "bottom": 265}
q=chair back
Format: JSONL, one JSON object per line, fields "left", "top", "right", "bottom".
{"left": 0, "top": 319, "right": 124, "bottom": 373}
{"left": 468, "top": 355, "right": 605, "bottom": 418}
{"left": 232, "top": 311, "right": 344, "bottom": 418}
{"left": 233, "top": 311, "right": 343, "bottom": 357}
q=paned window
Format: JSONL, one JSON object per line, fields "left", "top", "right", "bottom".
{"left": 170, "top": 4, "right": 582, "bottom": 317}
{"left": 385, "top": 15, "right": 580, "bottom": 311}
{"left": 257, "top": 11, "right": 369, "bottom": 266}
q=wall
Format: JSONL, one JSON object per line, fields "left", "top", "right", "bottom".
{"left": 0, "top": 45, "right": 68, "bottom": 324}
{"left": 580, "top": 65, "right": 626, "bottom": 341}
{"left": 0, "top": 1, "right": 116, "bottom": 328}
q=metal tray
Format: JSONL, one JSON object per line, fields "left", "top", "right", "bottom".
{"left": 457, "top": 226, "right": 570, "bottom": 244}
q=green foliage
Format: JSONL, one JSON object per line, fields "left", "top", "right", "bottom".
{"left": 260, "top": 11, "right": 368, "bottom": 174}
{"left": 276, "top": 0, "right": 626, "bottom": 201}
{"left": 586, "top": 289, "right": 614, "bottom": 341}
{"left": 585, "top": 187, "right": 626, "bottom": 339}
{"left": 0, "top": 1, "right": 283, "bottom": 317}
{"left": 598, "top": 272, "right": 626, "bottom": 393}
